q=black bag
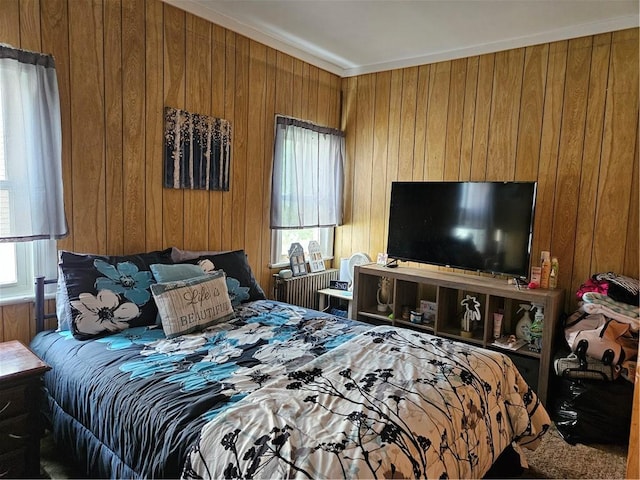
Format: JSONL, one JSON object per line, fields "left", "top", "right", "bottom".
{"left": 553, "top": 376, "right": 633, "bottom": 445}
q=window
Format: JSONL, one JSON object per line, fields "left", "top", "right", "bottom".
{"left": 0, "top": 91, "right": 57, "bottom": 302}
{"left": 0, "top": 240, "right": 57, "bottom": 303}
{"left": 0, "top": 92, "right": 35, "bottom": 302}
{"left": 269, "top": 116, "right": 345, "bottom": 267}
{"left": 0, "top": 242, "right": 18, "bottom": 285}
{"left": 0, "top": 46, "right": 64, "bottom": 303}
{"left": 270, "top": 227, "right": 334, "bottom": 268}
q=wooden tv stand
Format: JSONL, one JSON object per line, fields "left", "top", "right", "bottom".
{"left": 352, "top": 263, "right": 564, "bottom": 406}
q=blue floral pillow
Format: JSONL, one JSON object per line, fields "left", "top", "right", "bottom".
{"left": 59, "top": 249, "right": 173, "bottom": 340}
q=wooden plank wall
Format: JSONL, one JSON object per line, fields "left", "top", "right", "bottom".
{"left": 0, "top": 1, "right": 637, "bottom": 344}
{"left": 0, "top": 0, "right": 341, "bottom": 344}
{"left": 336, "top": 29, "right": 639, "bottom": 314}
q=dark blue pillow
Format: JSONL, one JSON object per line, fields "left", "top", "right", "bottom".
{"left": 60, "top": 249, "right": 173, "bottom": 340}
{"left": 184, "top": 250, "right": 266, "bottom": 304}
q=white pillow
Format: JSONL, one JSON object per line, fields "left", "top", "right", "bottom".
{"left": 151, "top": 271, "right": 234, "bottom": 338}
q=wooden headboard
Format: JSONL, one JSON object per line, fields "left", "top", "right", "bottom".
{"left": 35, "top": 276, "right": 57, "bottom": 333}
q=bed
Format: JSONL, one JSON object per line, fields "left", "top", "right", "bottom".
{"left": 30, "top": 247, "right": 550, "bottom": 479}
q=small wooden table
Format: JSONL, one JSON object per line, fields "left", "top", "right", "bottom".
{"left": 0, "top": 340, "right": 51, "bottom": 478}
{"left": 318, "top": 288, "right": 353, "bottom": 319}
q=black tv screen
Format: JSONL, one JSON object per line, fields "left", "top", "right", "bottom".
{"left": 387, "top": 181, "right": 537, "bottom": 278}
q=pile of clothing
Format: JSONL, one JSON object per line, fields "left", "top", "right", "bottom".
{"left": 558, "top": 272, "right": 639, "bottom": 382}
{"left": 552, "top": 272, "right": 638, "bottom": 445}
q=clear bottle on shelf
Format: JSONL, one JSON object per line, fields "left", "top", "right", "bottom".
{"left": 529, "top": 303, "right": 544, "bottom": 352}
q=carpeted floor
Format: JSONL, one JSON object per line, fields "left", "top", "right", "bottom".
{"left": 520, "top": 424, "right": 628, "bottom": 479}
{"left": 40, "top": 424, "right": 628, "bottom": 479}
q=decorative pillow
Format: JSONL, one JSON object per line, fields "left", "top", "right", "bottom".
{"left": 60, "top": 248, "right": 173, "bottom": 340}
{"left": 151, "top": 271, "right": 234, "bottom": 338}
{"left": 150, "top": 263, "right": 206, "bottom": 283}
{"left": 150, "top": 263, "right": 210, "bottom": 326}
{"left": 185, "top": 250, "right": 266, "bottom": 303}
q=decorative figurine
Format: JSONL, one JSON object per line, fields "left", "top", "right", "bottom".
{"left": 288, "top": 242, "right": 307, "bottom": 276}
{"left": 460, "top": 294, "right": 481, "bottom": 337}
{"left": 376, "top": 276, "right": 393, "bottom": 312}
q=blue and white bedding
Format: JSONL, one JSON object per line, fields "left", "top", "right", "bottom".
{"left": 31, "top": 300, "right": 549, "bottom": 479}
{"left": 31, "top": 300, "right": 367, "bottom": 478}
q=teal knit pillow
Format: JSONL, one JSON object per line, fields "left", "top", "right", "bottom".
{"left": 150, "top": 263, "right": 206, "bottom": 283}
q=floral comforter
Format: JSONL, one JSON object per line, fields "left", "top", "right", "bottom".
{"left": 30, "top": 300, "right": 369, "bottom": 478}
{"left": 184, "top": 326, "right": 550, "bottom": 479}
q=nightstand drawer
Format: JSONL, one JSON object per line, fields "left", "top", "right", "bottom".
{"left": 0, "top": 447, "right": 26, "bottom": 478}
{"left": 0, "top": 385, "right": 28, "bottom": 421}
{"left": 0, "top": 414, "right": 30, "bottom": 455}
{"left": 0, "top": 341, "right": 50, "bottom": 478}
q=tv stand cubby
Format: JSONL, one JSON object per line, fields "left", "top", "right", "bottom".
{"left": 352, "top": 264, "right": 564, "bottom": 406}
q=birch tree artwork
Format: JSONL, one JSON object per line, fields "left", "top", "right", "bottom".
{"left": 164, "top": 106, "right": 232, "bottom": 191}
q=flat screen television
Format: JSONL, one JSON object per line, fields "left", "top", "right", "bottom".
{"left": 387, "top": 181, "right": 537, "bottom": 279}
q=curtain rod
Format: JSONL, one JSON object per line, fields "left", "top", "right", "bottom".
{"left": 0, "top": 44, "right": 56, "bottom": 68}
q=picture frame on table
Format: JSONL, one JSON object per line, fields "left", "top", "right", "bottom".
{"left": 288, "top": 242, "right": 308, "bottom": 276}
{"left": 308, "top": 240, "right": 326, "bottom": 273}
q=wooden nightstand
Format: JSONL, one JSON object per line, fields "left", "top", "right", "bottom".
{"left": 0, "top": 340, "right": 50, "bottom": 478}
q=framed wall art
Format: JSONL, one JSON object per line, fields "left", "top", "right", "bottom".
{"left": 164, "top": 106, "right": 232, "bottom": 191}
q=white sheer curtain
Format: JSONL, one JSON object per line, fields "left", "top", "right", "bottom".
{"left": 270, "top": 115, "right": 344, "bottom": 229}
{"left": 0, "top": 45, "right": 67, "bottom": 242}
